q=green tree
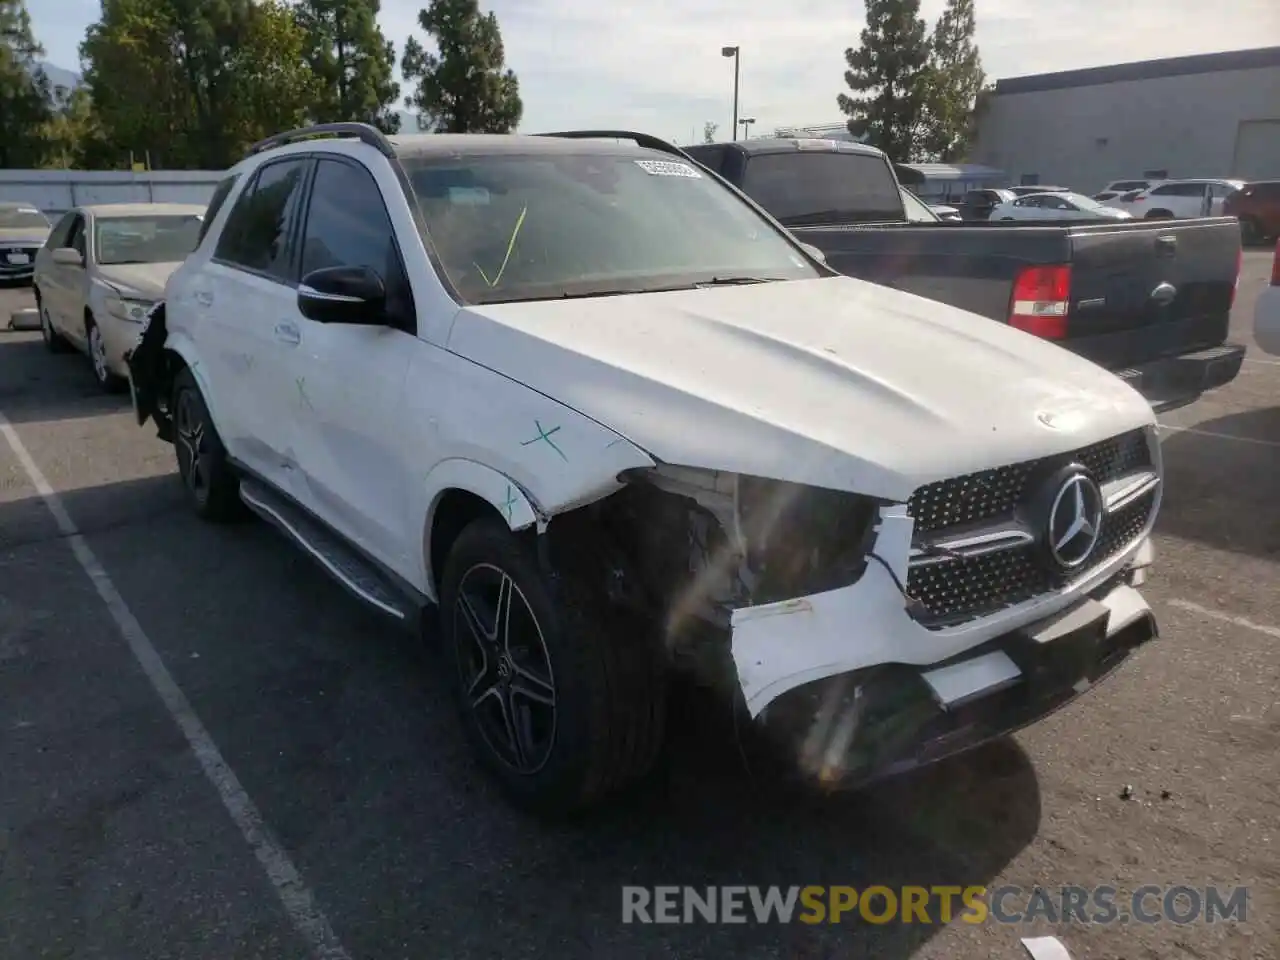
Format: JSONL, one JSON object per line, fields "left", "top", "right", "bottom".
{"left": 702, "top": 121, "right": 718, "bottom": 143}
{"left": 836, "top": 0, "right": 931, "bottom": 162}
{"left": 38, "top": 86, "right": 113, "bottom": 168}
{"left": 295, "top": 0, "right": 400, "bottom": 132}
{"left": 81, "top": 0, "right": 316, "bottom": 169}
{"left": 0, "top": 0, "right": 53, "bottom": 167}
{"left": 400, "top": 0, "right": 521, "bottom": 134}
{"left": 920, "top": 0, "right": 985, "bottom": 161}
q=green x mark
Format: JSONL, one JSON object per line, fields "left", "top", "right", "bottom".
{"left": 295, "top": 376, "right": 313, "bottom": 410}
{"left": 501, "top": 484, "right": 518, "bottom": 522}
{"left": 520, "top": 419, "right": 567, "bottom": 461}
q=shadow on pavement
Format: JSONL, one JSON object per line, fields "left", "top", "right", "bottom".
{"left": 1158, "top": 405, "right": 1280, "bottom": 559}
{"left": 0, "top": 334, "right": 129, "bottom": 426}
{"left": 0, "top": 473, "right": 1043, "bottom": 959}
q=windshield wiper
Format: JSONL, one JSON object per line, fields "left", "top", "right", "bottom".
{"left": 694, "top": 276, "right": 780, "bottom": 287}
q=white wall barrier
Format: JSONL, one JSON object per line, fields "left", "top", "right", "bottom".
{"left": 0, "top": 169, "right": 225, "bottom": 217}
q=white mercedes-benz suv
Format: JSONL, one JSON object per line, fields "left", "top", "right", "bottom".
{"left": 128, "top": 123, "right": 1162, "bottom": 814}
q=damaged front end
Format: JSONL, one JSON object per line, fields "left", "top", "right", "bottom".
{"left": 124, "top": 302, "right": 175, "bottom": 442}
{"left": 539, "top": 461, "right": 1158, "bottom": 792}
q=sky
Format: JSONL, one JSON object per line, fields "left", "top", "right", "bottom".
{"left": 30, "top": 0, "right": 1280, "bottom": 143}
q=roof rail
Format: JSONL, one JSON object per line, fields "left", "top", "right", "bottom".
{"left": 535, "top": 130, "right": 695, "bottom": 163}
{"left": 247, "top": 122, "right": 395, "bottom": 159}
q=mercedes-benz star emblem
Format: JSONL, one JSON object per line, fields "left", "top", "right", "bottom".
{"left": 1047, "top": 472, "right": 1104, "bottom": 569}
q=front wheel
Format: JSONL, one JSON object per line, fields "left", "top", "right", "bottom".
{"left": 86, "top": 316, "right": 125, "bottom": 393}
{"left": 172, "top": 367, "right": 244, "bottom": 522}
{"left": 1240, "top": 216, "right": 1264, "bottom": 247}
{"left": 440, "top": 517, "right": 666, "bottom": 815}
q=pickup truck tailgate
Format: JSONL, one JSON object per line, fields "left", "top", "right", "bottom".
{"left": 1066, "top": 217, "right": 1241, "bottom": 369}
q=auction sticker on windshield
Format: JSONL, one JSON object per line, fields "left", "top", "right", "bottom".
{"left": 635, "top": 159, "right": 702, "bottom": 178}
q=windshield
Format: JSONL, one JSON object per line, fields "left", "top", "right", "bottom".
{"left": 1062, "top": 193, "right": 1106, "bottom": 210}
{"left": 94, "top": 214, "right": 204, "bottom": 266}
{"left": 402, "top": 151, "right": 820, "bottom": 305}
{"left": 0, "top": 207, "right": 50, "bottom": 230}
{"left": 739, "top": 151, "right": 905, "bottom": 225}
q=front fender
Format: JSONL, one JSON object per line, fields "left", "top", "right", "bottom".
{"left": 425, "top": 458, "right": 541, "bottom": 533}
{"left": 162, "top": 329, "right": 224, "bottom": 432}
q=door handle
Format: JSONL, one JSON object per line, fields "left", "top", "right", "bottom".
{"left": 194, "top": 290, "right": 214, "bottom": 307}
{"left": 274, "top": 322, "right": 301, "bottom": 346}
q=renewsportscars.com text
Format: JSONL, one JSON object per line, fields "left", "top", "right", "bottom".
{"left": 621, "top": 885, "right": 1249, "bottom": 926}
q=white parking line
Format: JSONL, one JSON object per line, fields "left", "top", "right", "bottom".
{"left": 1156, "top": 423, "right": 1280, "bottom": 449}
{"left": 0, "top": 413, "right": 351, "bottom": 960}
{"left": 1167, "top": 599, "right": 1280, "bottom": 639}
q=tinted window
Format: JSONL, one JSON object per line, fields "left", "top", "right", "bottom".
{"left": 739, "top": 152, "right": 905, "bottom": 224}
{"left": 95, "top": 215, "right": 204, "bottom": 265}
{"left": 402, "top": 151, "right": 819, "bottom": 305}
{"left": 300, "top": 158, "right": 413, "bottom": 322}
{"left": 685, "top": 145, "right": 728, "bottom": 175}
{"left": 1152, "top": 182, "right": 1203, "bottom": 197}
{"left": 45, "top": 211, "right": 77, "bottom": 249}
{"left": 1255, "top": 182, "right": 1280, "bottom": 198}
{"left": 215, "top": 158, "right": 308, "bottom": 279}
{"left": 199, "top": 175, "right": 240, "bottom": 245}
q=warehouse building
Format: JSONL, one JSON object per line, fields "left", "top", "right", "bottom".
{"left": 969, "top": 45, "right": 1280, "bottom": 193}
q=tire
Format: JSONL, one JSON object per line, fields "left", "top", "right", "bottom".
{"left": 171, "top": 367, "right": 244, "bottom": 522}
{"left": 1239, "top": 216, "right": 1264, "bottom": 247}
{"left": 439, "top": 517, "right": 666, "bottom": 815}
{"left": 85, "top": 315, "right": 126, "bottom": 393}
{"left": 35, "top": 291, "right": 72, "bottom": 353}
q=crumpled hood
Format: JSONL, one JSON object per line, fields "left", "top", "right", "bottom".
{"left": 0, "top": 228, "right": 50, "bottom": 246}
{"left": 96, "top": 262, "right": 181, "bottom": 300}
{"left": 449, "top": 275, "right": 1155, "bottom": 500}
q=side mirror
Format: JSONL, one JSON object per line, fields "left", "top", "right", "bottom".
{"left": 799, "top": 242, "right": 827, "bottom": 264}
{"left": 52, "top": 247, "right": 83, "bottom": 266}
{"left": 297, "top": 265, "right": 387, "bottom": 325}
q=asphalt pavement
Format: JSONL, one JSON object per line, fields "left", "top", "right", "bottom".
{"left": 2, "top": 257, "right": 1277, "bottom": 960}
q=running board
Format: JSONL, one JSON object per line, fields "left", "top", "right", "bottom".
{"left": 238, "top": 477, "right": 419, "bottom": 625}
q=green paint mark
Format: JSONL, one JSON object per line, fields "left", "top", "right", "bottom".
{"left": 520, "top": 419, "right": 567, "bottom": 461}
{"left": 501, "top": 484, "right": 518, "bottom": 522}
{"left": 295, "top": 376, "right": 313, "bottom": 410}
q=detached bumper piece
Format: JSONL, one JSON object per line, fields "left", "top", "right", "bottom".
{"left": 750, "top": 584, "right": 1157, "bottom": 789}
{"left": 1115, "top": 342, "right": 1245, "bottom": 414}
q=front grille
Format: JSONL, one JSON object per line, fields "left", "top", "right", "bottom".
{"left": 906, "top": 433, "right": 1157, "bottom": 629}
{"left": 0, "top": 247, "right": 37, "bottom": 270}
{"left": 908, "top": 429, "right": 1151, "bottom": 536}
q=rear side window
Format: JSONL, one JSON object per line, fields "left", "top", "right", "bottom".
{"left": 686, "top": 145, "right": 728, "bottom": 175}
{"left": 299, "top": 158, "right": 414, "bottom": 324}
{"left": 1151, "top": 182, "right": 1203, "bottom": 197}
{"left": 215, "top": 158, "right": 309, "bottom": 281}
{"left": 198, "top": 175, "right": 240, "bottom": 246}
{"left": 740, "top": 152, "right": 905, "bottom": 224}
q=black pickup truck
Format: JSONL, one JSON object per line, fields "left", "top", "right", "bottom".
{"left": 684, "top": 138, "right": 1246, "bottom": 413}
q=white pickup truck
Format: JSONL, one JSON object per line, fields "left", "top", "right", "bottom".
{"left": 127, "top": 124, "right": 1162, "bottom": 814}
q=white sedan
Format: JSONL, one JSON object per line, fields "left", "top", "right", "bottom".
{"left": 1254, "top": 240, "right": 1280, "bottom": 355}
{"left": 992, "top": 192, "right": 1134, "bottom": 222}
{"left": 32, "top": 203, "right": 205, "bottom": 392}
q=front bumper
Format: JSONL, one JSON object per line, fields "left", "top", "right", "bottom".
{"left": 95, "top": 311, "right": 147, "bottom": 377}
{"left": 1114, "top": 342, "right": 1246, "bottom": 414}
{"left": 749, "top": 576, "right": 1157, "bottom": 788}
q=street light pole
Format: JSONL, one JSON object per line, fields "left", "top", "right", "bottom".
{"left": 721, "top": 46, "right": 740, "bottom": 141}
{"left": 739, "top": 117, "right": 756, "bottom": 139}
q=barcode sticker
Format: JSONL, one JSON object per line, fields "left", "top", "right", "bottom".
{"left": 635, "top": 160, "right": 701, "bottom": 178}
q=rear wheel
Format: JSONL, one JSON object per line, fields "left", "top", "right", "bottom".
{"left": 35, "top": 291, "right": 71, "bottom": 353}
{"left": 1240, "top": 216, "right": 1264, "bottom": 247}
{"left": 440, "top": 517, "right": 666, "bottom": 815}
{"left": 172, "top": 367, "right": 244, "bottom": 522}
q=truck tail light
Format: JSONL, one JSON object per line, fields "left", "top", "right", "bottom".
{"left": 1230, "top": 244, "right": 1243, "bottom": 308}
{"left": 1009, "top": 264, "right": 1071, "bottom": 339}
{"left": 1272, "top": 238, "right": 1280, "bottom": 287}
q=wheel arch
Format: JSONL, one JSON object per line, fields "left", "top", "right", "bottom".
{"left": 422, "top": 459, "right": 542, "bottom": 597}
{"left": 163, "top": 332, "right": 225, "bottom": 431}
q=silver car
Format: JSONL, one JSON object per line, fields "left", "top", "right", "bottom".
{"left": 0, "top": 202, "right": 52, "bottom": 282}
{"left": 33, "top": 203, "right": 205, "bottom": 391}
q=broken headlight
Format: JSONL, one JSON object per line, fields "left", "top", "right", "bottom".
{"left": 632, "top": 465, "right": 883, "bottom": 606}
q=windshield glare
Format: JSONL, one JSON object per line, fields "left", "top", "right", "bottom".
{"left": 0, "top": 207, "right": 50, "bottom": 230}
{"left": 95, "top": 215, "right": 204, "bottom": 266}
{"left": 403, "top": 152, "right": 820, "bottom": 304}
